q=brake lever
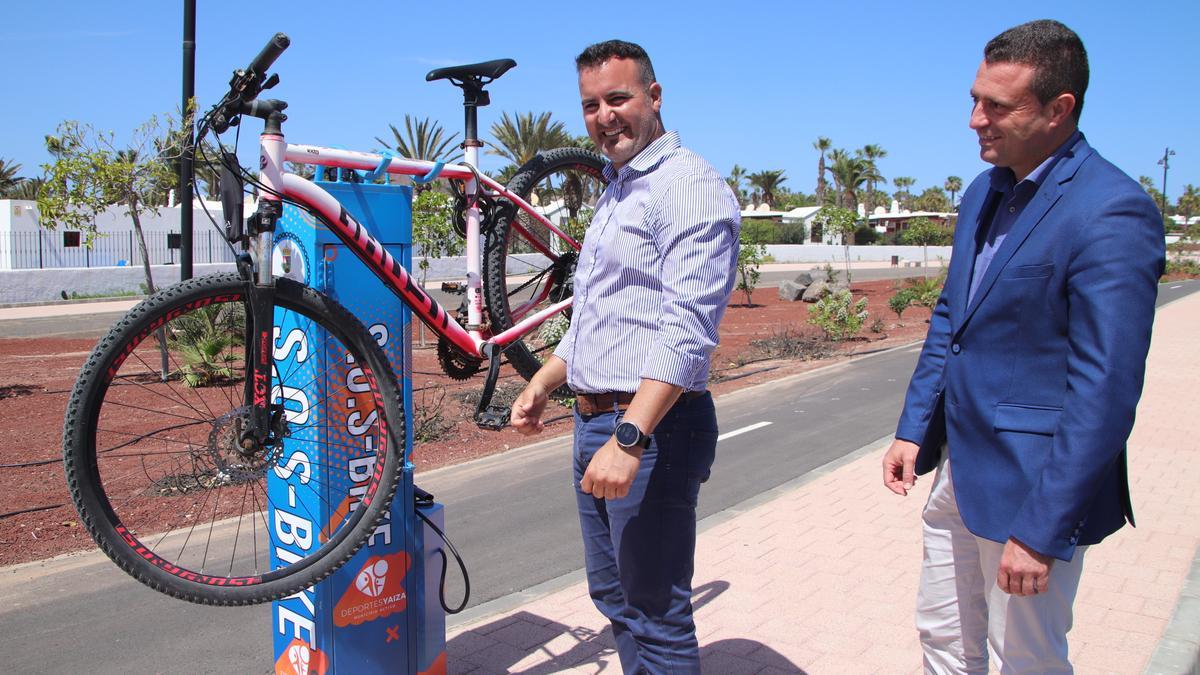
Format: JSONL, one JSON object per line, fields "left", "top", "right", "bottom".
{"left": 262, "top": 73, "right": 280, "bottom": 90}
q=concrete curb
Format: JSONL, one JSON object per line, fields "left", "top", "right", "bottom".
{"left": 1146, "top": 547, "right": 1200, "bottom": 674}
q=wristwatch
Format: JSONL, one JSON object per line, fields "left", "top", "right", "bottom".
{"left": 614, "top": 421, "right": 650, "bottom": 450}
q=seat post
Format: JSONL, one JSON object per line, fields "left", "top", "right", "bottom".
{"left": 460, "top": 79, "right": 489, "bottom": 150}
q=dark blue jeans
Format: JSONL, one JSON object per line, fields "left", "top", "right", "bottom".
{"left": 573, "top": 392, "right": 719, "bottom": 675}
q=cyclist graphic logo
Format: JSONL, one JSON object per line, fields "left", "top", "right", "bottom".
{"left": 357, "top": 559, "right": 389, "bottom": 597}
{"left": 289, "top": 644, "right": 309, "bottom": 675}
{"left": 273, "top": 638, "right": 328, "bottom": 675}
{"left": 333, "top": 551, "right": 411, "bottom": 627}
{"left": 272, "top": 232, "right": 310, "bottom": 285}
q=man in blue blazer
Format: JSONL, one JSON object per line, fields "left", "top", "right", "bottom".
{"left": 882, "top": 20, "right": 1165, "bottom": 673}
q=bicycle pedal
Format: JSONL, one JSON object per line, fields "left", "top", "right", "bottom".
{"left": 473, "top": 406, "right": 510, "bottom": 431}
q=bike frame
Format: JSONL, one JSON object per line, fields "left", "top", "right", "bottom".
{"left": 256, "top": 133, "right": 580, "bottom": 360}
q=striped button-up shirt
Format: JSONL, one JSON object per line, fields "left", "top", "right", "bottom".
{"left": 553, "top": 131, "right": 740, "bottom": 394}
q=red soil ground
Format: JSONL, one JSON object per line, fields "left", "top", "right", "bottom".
{"left": 0, "top": 277, "right": 935, "bottom": 567}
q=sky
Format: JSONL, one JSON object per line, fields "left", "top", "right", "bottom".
{"left": 3, "top": 1, "right": 1198, "bottom": 203}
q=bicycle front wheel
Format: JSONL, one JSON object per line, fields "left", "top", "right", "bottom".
{"left": 483, "top": 147, "right": 607, "bottom": 381}
{"left": 62, "top": 273, "right": 405, "bottom": 605}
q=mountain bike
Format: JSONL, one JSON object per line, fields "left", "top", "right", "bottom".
{"left": 62, "top": 33, "right": 605, "bottom": 606}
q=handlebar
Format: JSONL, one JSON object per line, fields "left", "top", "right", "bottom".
{"left": 201, "top": 32, "right": 291, "bottom": 136}
{"left": 247, "top": 33, "right": 290, "bottom": 78}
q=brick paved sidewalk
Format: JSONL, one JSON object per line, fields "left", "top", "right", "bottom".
{"left": 445, "top": 292, "right": 1200, "bottom": 674}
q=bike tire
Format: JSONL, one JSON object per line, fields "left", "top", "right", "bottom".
{"left": 483, "top": 147, "right": 607, "bottom": 381}
{"left": 62, "top": 272, "right": 405, "bottom": 605}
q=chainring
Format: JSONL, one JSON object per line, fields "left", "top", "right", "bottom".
{"left": 436, "top": 338, "right": 483, "bottom": 380}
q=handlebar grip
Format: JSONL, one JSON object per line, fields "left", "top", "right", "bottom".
{"left": 247, "top": 33, "right": 290, "bottom": 76}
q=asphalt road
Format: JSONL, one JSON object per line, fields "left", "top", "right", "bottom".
{"left": 0, "top": 279, "right": 1195, "bottom": 674}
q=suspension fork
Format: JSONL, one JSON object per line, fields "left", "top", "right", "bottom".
{"left": 239, "top": 127, "right": 287, "bottom": 449}
{"left": 239, "top": 199, "right": 282, "bottom": 449}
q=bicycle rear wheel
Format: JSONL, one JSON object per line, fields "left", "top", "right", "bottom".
{"left": 63, "top": 273, "right": 404, "bottom": 605}
{"left": 483, "top": 147, "right": 607, "bottom": 381}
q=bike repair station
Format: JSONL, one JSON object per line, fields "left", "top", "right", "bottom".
{"left": 269, "top": 171, "right": 452, "bottom": 675}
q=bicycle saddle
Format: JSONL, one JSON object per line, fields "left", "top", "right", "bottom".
{"left": 426, "top": 59, "right": 516, "bottom": 83}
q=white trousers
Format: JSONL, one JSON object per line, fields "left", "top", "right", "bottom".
{"left": 916, "top": 451, "right": 1087, "bottom": 674}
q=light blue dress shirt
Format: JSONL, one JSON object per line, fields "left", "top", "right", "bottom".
{"left": 553, "top": 131, "right": 741, "bottom": 394}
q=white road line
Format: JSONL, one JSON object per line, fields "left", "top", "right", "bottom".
{"left": 718, "top": 421, "right": 773, "bottom": 441}
{"left": 1169, "top": 285, "right": 1182, "bottom": 289}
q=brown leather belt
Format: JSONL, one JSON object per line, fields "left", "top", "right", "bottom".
{"left": 574, "top": 390, "right": 706, "bottom": 415}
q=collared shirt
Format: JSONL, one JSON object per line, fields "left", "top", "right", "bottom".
{"left": 553, "top": 131, "right": 741, "bottom": 394}
{"left": 968, "top": 130, "right": 1081, "bottom": 304}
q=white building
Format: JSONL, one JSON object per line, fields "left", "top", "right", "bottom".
{"left": 867, "top": 199, "right": 957, "bottom": 236}
{"left": 740, "top": 204, "right": 830, "bottom": 243}
{"left": 0, "top": 197, "right": 242, "bottom": 270}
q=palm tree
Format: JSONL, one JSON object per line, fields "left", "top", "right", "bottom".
{"left": 856, "top": 144, "right": 887, "bottom": 217}
{"left": 748, "top": 170, "right": 787, "bottom": 208}
{"left": 569, "top": 134, "right": 596, "bottom": 152}
{"left": 487, "top": 111, "right": 572, "bottom": 171}
{"left": 893, "top": 176, "right": 917, "bottom": 210}
{"left": 377, "top": 115, "right": 463, "bottom": 164}
{"left": 1177, "top": 184, "right": 1200, "bottom": 225}
{"left": 727, "top": 164, "right": 748, "bottom": 206}
{"left": 0, "top": 158, "right": 25, "bottom": 196}
{"left": 825, "top": 149, "right": 848, "bottom": 208}
{"left": 376, "top": 115, "right": 462, "bottom": 192}
{"left": 5, "top": 177, "right": 43, "bottom": 200}
{"left": 1138, "top": 175, "right": 1166, "bottom": 213}
{"left": 944, "top": 176, "right": 963, "bottom": 208}
{"left": 828, "top": 153, "right": 869, "bottom": 212}
{"left": 813, "top": 137, "right": 832, "bottom": 204}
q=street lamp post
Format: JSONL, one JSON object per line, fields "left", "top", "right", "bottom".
{"left": 180, "top": 0, "right": 196, "bottom": 280}
{"left": 1157, "top": 147, "right": 1175, "bottom": 217}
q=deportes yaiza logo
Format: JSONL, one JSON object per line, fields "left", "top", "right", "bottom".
{"left": 333, "top": 552, "right": 411, "bottom": 627}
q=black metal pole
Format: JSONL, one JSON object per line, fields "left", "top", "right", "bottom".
{"left": 180, "top": 0, "right": 196, "bottom": 280}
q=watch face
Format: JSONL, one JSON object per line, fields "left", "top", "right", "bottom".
{"left": 615, "top": 421, "right": 641, "bottom": 447}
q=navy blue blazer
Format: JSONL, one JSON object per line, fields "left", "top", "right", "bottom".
{"left": 895, "top": 134, "right": 1165, "bottom": 561}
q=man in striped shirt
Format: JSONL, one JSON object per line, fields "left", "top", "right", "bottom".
{"left": 511, "top": 40, "right": 740, "bottom": 673}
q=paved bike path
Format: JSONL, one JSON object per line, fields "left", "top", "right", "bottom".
{"left": 441, "top": 286, "right": 1200, "bottom": 674}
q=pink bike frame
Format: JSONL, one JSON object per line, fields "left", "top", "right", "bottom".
{"left": 257, "top": 133, "right": 579, "bottom": 360}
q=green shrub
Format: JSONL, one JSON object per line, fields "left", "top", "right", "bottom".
{"left": 741, "top": 219, "right": 777, "bottom": 245}
{"left": 777, "top": 221, "right": 809, "bottom": 244}
{"left": 854, "top": 225, "right": 879, "bottom": 245}
{"left": 1165, "top": 257, "right": 1200, "bottom": 276}
{"left": 808, "top": 290, "right": 868, "bottom": 341}
{"left": 888, "top": 288, "right": 915, "bottom": 319}
{"left": 905, "top": 274, "right": 945, "bottom": 311}
{"left": 736, "top": 228, "right": 769, "bottom": 304}
{"left": 168, "top": 304, "right": 245, "bottom": 387}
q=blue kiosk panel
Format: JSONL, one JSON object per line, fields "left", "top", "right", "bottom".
{"left": 268, "top": 181, "right": 446, "bottom": 675}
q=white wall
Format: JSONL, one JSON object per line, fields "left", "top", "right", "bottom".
{"left": 0, "top": 263, "right": 235, "bottom": 304}
{"left": 0, "top": 198, "right": 237, "bottom": 270}
{"left": 763, "top": 244, "right": 954, "bottom": 264}
{"left": 0, "top": 198, "right": 229, "bottom": 235}
{"left": 0, "top": 246, "right": 957, "bottom": 304}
